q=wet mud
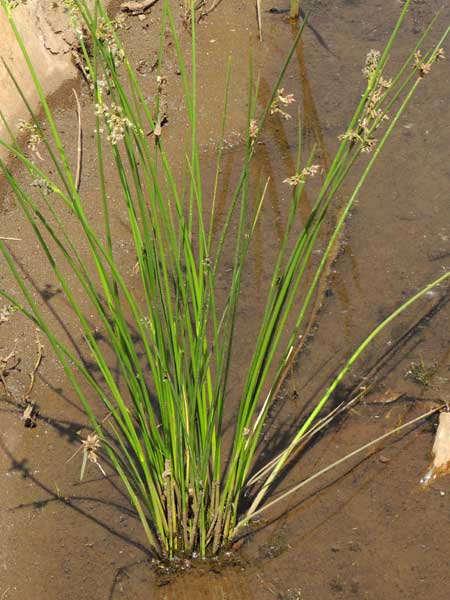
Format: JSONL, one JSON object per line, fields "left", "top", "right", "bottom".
{"left": 1, "top": 0, "right": 450, "bottom": 598}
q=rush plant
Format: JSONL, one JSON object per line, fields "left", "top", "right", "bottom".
{"left": 0, "top": 0, "right": 448, "bottom": 558}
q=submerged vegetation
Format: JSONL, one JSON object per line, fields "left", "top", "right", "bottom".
{"left": 0, "top": 0, "right": 449, "bottom": 559}
{"left": 406, "top": 358, "right": 438, "bottom": 388}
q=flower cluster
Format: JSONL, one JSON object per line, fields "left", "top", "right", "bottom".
{"left": 414, "top": 48, "right": 445, "bottom": 78}
{"left": 270, "top": 88, "right": 295, "bottom": 120}
{"left": 362, "top": 49, "right": 380, "bottom": 80}
{"left": 283, "top": 164, "right": 320, "bottom": 186}
{"left": 95, "top": 102, "right": 134, "bottom": 144}
{"left": 156, "top": 74, "right": 167, "bottom": 93}
{"left": 338, "top": 51, "right": 395, "bottom": 153}
{"left": 18, "top": 119, "right": 43, "bottom": 157}
{"left": 31, "top": 177, "right": 53, "bottom": 196}
{"left": 338, "top": 126, "right": 378, "bottom": 154}
{"left": 81, "top": 433, "right": 106, "bottom": 477}
{"left": 96, "top": 17, "right": 125, "bottom": 67}
{"left": 249, "top": 118, "right": 259, "bottom": 140}
{"left": 113, "top": 12, "right": 127, "bottom": 30}
{"left": 62, "top": 0, "right": 84, "bottom": 39}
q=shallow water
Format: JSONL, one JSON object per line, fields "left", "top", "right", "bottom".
{"left": 1, "top": 1, "right": 450, "bottom": 598}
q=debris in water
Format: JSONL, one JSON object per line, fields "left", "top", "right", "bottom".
{"left": 421, "top": 412, "right": 450, "bottom": 486}
{"left": 0, "top": 304, "right": 18, "bottom": 324}
{"left": 21, "top": 399, "right": 38, "bottom": 428}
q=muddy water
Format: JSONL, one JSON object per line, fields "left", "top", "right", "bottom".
{"left": 1, "top": 1, "right": 450, "bottom": 599}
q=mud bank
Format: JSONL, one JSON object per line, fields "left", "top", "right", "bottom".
{"left": 0, "top": 0, "right": 113, "bottom": 160}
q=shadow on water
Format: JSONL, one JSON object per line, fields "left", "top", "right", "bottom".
{"left": 241, "top": 288, "right": 450, "bottom": 513}
{"left": 237, "top": 416, "right": 434, "bottom": 558}
{"left": 0, "top": 436, "right": 150, "bottom": 555}
{"left": 2, "top": 238, "right": 169, "bottom": 428}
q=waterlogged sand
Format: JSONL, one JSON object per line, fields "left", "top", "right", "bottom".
{"left": 1, "top": 1, "right": 450, "bottom": 598}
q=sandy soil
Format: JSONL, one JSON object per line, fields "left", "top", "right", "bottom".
{"left": 1, "top": 1, "right": 450, "bottom": 599}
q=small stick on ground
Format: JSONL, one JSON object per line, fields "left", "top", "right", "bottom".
{"left": 21, "top": 332, "right": 44, "bottom": 428}
{"left": 256, "top": 0, "right": 262, "bottom": 42}
{"left": 22, "top": 332, "right": 44, "bottom": 403}
{"left": 72, "top": 89, "right": 82, "bottom": 193}
{"left": 0, "top": 350, "right": 19, "bottom": 398}
{"left": 0, "top": 237, "right": 21, "bottom": 241}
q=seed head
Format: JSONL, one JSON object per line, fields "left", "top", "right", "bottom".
{"left": 95, "top": 102, "right": 133, "bottom": 145}
{"left": 270, "top": 88, "right": 296, "bottom": 120}
{"left": 362, "top": 49, "right": 380, "bottom": 79}
{"left": 18, "top": 119, "right": 43, "bottom": 157}
{"left": 249, "top": 119, "right": 259, "bottom": 140}
{"left": 283, "top": 164, "right": 320, "bottom": 186}
{"left": 31, "top": 178, "right": 53, "bottom": 196}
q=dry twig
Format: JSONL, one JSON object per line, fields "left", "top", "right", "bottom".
{"left": 0, "top": 333, "right": 43, "bottom": 427}
{"left": 20, "top": 333, "right": 44, "bottom": 427}
{"left": 256, "top": 0, "right": 262, "bottom": 42}
{"left": 22, "top": 332, "right": 44, "bottom": 403}
{"left": 66, "top": 432, "right": 106, "bottom": 480}
{"left": 0, "top": 350, "right": 19, "bottom": 397}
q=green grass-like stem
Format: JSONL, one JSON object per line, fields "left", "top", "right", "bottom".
{"left": 0, "top": 0, "right": 447, "bottom": 558}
